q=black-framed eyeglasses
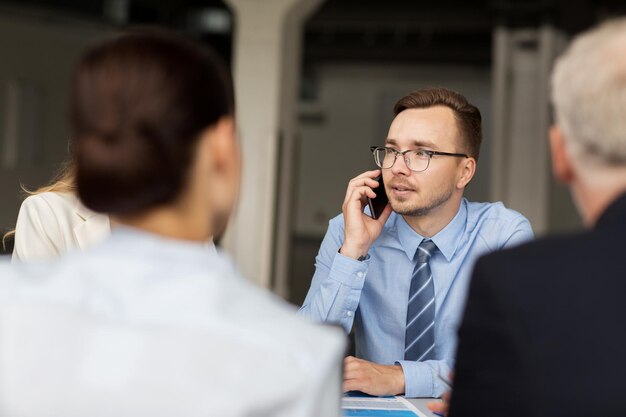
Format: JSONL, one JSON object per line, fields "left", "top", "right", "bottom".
{"left": 370, "top": 146, "right": 469, "bottom": 172}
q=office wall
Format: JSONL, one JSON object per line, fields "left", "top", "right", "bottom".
{"left": 0, "top": 11, "right": 112, "bottom": 245}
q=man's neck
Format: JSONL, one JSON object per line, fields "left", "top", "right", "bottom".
{"left": 402, "top": 196, "right": 462, "bottom": 238}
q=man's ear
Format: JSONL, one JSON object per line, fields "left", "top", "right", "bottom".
{"left": 549, "top": 125, "right": 575, "bottom": 184}
{"left": 456, "top": 156, "right": 476, "bottom": 189}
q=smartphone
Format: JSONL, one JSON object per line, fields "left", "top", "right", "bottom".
{"left": 366, "top": 175, "right": 389, "bottom": 219}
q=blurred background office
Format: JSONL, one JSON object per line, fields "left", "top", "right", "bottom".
{"left": 0, "top": 0, "right": 624, "bottom": 304}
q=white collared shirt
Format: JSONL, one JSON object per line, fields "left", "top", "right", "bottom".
{"left": 0, "top": 227, "right": 345, "bottom": 417}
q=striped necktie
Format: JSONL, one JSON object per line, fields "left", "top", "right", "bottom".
{"left": 404, "top": 239, "right": 437, "bottom": 362}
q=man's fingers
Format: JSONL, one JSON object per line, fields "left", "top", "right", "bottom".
{"left": 348, "top": 170, "right": 380, "bottom": 184}
{"left": 343, "top": 379, "right": 361, "bottom": 393}
{"left": 349, "top": 176, "right": 380, "bottom": 189}
{"left": 343, "top": 356, "right": 369, "bottom": 381}
{"left": 343, "top": 356, "right": 362, "bottom": 373}
{"left": 344, "top": 170, "right": 382, "bottom": 200}
{"left": 427, "top": 400, "right": 448, "bottom": 413}
{"left": 343, "top": 366, "right": 364, "bottom": 381}
{"left": 428, "top": 389, "right": 451, "bottom": 416}
{"left": 344, "top": 355, "right": 360, "bottom": 364}
{"left": 353, "top": 186, "right": 377, "bottom": 200}
{"left": 343, "top": 186, "right": 377, "bottom": 209}
{"left": 343, "top": 375, "right": 370, "bottom": 394}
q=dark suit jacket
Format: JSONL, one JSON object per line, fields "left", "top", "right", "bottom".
{"left": 449, "top": 192, "right": 626, "bottom": 417}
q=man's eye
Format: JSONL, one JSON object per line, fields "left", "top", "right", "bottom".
{"left": 415, "top": 150, "right": 429, "bottom": 157}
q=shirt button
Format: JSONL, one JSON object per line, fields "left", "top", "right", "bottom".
{"left": 356, "top": 272, "right": 364, "bottom": 279}
{"left": 346, "top": 311, "right": 353, "bottom": 317}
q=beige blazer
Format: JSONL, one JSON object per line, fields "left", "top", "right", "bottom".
{"left": 12, "top": 192, "right": 110, "bottom": 262}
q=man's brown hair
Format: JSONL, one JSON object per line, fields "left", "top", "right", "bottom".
{"left": 393, "top": 87, "right": 482, "bottom": 160}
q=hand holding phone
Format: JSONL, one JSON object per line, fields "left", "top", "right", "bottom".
{"left": 366, "top": 175, "right": 389, "bottom": 219}
{"left": 340, "top": 170, "right": 391, "bottom": 260}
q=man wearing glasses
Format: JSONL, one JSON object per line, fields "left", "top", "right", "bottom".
{"left": 299, "top": 87, "right": 533, "bottom": 398}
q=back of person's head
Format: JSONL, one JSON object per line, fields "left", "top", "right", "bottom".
{"left": 551, "top": 18, "right": 626, "bottom": 169}
{"left": 393, "top": 87, "right": 482, "bottom": 160}
{"left": 71, "top": 28, "right": 234, "bottom": 215}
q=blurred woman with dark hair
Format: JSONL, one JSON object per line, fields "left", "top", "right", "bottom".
{"left": 0, "top": 29, "right": 344, "bottom": 417}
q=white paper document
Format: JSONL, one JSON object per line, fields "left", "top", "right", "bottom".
{"left": 342, "top": 395, "right": 429, "bottom": 417}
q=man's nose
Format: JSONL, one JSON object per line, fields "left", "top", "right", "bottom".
{"left": 390, "top": 154, "right": 411, "bottom": 176}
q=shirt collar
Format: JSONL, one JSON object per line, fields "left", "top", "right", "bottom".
{"left": 106, "top": 225, "right": 219, "bottom": 264}
{"left": 396, "top": 199, "right": 468, "bottom": 262}
{"left": 73, "top": 196, "right": 100, "bottom": 221}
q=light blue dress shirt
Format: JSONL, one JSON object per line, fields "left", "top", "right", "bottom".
{"left": 299, "top": 199, "right": 533, "bottom": 397}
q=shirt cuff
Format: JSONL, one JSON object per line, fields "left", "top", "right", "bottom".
{"left": 395, "top": 360, "right": 445, "bottom": 398}
{"left": 328, "top": 251, "right": 369, "bottom": 289}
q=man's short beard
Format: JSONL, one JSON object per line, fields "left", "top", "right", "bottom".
{"left": 391, "top": 186, "right": 454, "bottom": 217}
